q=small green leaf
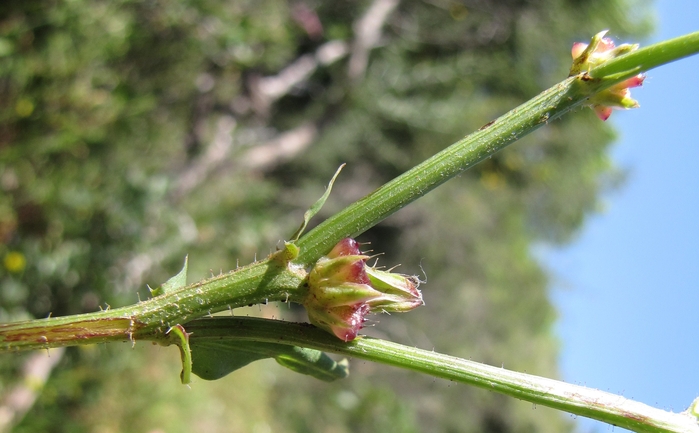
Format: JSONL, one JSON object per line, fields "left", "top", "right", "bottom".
{"left": 153, "top": 255, "right": 189, "bottom": 297}
{"left": 290, "top": 164, "right": 345, "bottom": 242}
{"left": 271, "top": 241, "right": 300, "bottom": 264}
{"left": 190, "top": 339, "right": 349, "bottom": 382}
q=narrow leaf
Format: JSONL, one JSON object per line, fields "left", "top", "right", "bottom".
{"left": 289, "top": 164, "right": 345, "bottom": 242}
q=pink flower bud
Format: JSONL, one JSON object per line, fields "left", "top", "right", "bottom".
{"left": 569, "top": 31, "right": 644, "bottom": 121}
{"left": 588, "top": 73, "right": 645, "bottom": 120}
{"left": 303, "top": 238, "right": 424, "bottom": 341}
{"left": 307, "top": 303, "right": 370, "bottom": 341}
{"left": 327, "top": 237, "right": 363, "bottom": 258}
{"left": 570, "top": 42, "right": 588, "bottom": 61}
{"left": 310, "top": 255, "right": 371, "bottom": 288}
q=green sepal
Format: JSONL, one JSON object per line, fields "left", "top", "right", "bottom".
{"left": 152, "top": 255, "right": 189, "bottom": 297}
{"left": 190, "top": 339, "right": 349, "bottom": 382}
{"left": 289, "top": 164, "right": 345, "bottom": 242}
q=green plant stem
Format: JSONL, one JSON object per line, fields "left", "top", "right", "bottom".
{"left": 2, "top": 31, "right": 698, "bottom": 353}
{"left": 294, "top": 31, "right": 699, "bottom": 265}
{"left": 185, "top": 317, "right": 699, "bottom": 433}
{"left": 592, "top": 31, "right": 699, "bottom": 80}
{"left": 0, "top": 256, "right": 307, "bottom": 351}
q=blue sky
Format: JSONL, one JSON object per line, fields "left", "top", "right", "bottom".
{"left": 546, "top": 2, "right": 699, "bottom": 431}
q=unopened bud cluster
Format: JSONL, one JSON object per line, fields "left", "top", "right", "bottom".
{"left": 570, "top": 30, "right": 645, "bottom": 121}
{"left": 303, "top": 238, "right": 423, "bottom": 341}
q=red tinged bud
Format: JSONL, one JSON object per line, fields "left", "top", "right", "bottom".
{"left": 307, "top": 303, "right": 371, "bottom": 342}
{"left": 327, "top": 237, "right": 363, "bottom": 258}
{"left": 303, "top": 238, "right": 424, "bottom": 341}
{"left": 309, "top": 255, "right": 371, "bottom": 288}
{"left": 569, "top": 30, "right": 645, "bottom": 121}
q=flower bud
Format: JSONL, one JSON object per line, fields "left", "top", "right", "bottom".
{"left": 303, "top": 238, "right": 424, "bottom": 341}
{"left": 327, "top": 237, "right": 363, "bottom": 258}
{"left": 569, "top": 31, "right": 637, "bottom": 74}
{"left": 306, "top": 303, "right": 371, "bottom": 342}
{"left": 570, "top": 30, "right": 645, "bottom": 121}
{"left": 587, "top": 74, "right": 645, "bottom": 120}
{"left": 309, "top": 255, "right": 371, "bottom": 289}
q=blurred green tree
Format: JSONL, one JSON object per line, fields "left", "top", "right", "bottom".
{"left": 0, "top": 0, "right": 650, "bottom": 431}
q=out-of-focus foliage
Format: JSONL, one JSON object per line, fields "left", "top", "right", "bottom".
{"left": 0, "top": 0, "right": 650, "bottom": 431}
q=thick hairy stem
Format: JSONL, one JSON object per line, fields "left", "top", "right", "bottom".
{"left": 0, "top": 253, "right": 307, "bottom": 352}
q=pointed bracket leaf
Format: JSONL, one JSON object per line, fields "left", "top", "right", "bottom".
{"left": 152, "top": 255, "right": 189, "bottom": 297}
{"left": 289, "top": 164, "right": 345, "bottom": 242}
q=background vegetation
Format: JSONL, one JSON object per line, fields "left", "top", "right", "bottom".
{"left": 0, "top": 0, "right": 651, "bottom": 432}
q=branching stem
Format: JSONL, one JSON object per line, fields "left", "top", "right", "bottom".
{"left": 294, "top": 31, "right": 699, "bottom": 265}
{"left": 186, "top": 317, "right": 699, "bottom": 433}
{"left": 0, "top": 31, "right": 698, "bottom": 433}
